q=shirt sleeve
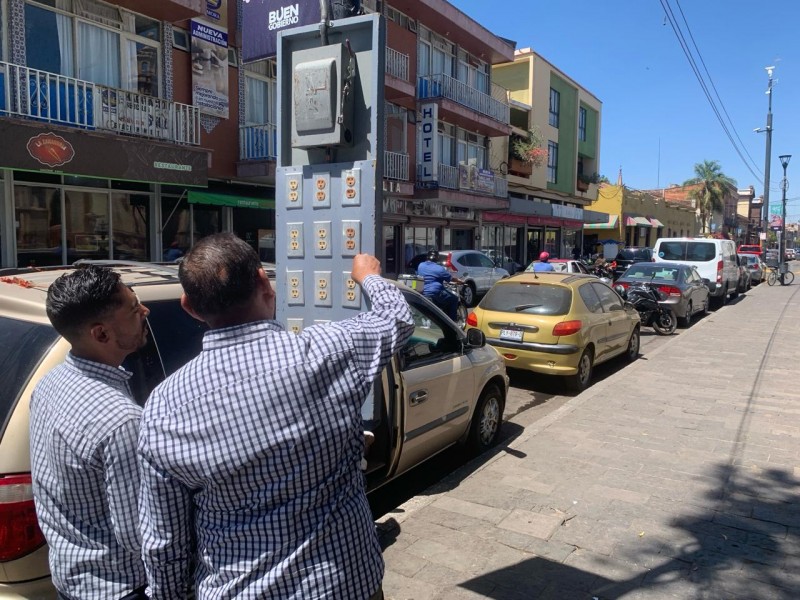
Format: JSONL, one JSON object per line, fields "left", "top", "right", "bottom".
{"left": 338, "top": 275, "right": 415, "bottom": 384}
{"left": 137, "top": 434, "right": 194, "bottom": 599}
{"left": 102, "top": 416, "right": 143, "bottom": 555}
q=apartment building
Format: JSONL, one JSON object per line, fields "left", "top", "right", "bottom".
{"left": 0, "top": 0, "right": 285, "bottom": 268}
{"left": 489, "top": 47, "right": 604, "bottom": 265}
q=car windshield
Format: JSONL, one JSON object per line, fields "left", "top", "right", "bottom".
{"left": 0, "top": 317, "right": 59, "bottom": 435}
{"left": 619, "top": 249, "right": 649, "bottom": 260}
{"left": 481, "top": 282, "right": 572, "bottom": 315}
{"left": 658, "top": 241, "right": 715, "bottom": 261}
{"left": 624, "top": 265, "right": 680, "bottom": 281}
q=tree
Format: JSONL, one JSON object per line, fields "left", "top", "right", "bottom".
{"left": 683, "top": 160, "right": 737, "bottom": 234}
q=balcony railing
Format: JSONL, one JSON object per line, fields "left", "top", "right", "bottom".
{"left": 240, "top": 123, "right": 277, "bottom": 160}
{"left": 384, "top": 151, "right": 409, "bottom": 181}
{"left": 386, "top": 47, "right": 409, "bottom": 82}
{"left": 0, "top": 62, "right": 201, "bottom": 145}
{"left": 417, "top": 162, "right": 506, "bottom": 198}
{"left": 417, "top": 73, "right": 509, "bottom": 124}
{"left": 438, "top": 164, "right": 459, "bottom": 190}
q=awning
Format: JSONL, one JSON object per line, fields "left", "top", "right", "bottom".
{"left": 649, "top": 217, "right": 665, "bottom": 228}
{"left": 188, "top": 190, "right": 275, "bottom": 210}
{"left": 625, "top": 215, "right": 652, "bottom": 227}
{"left": 584, "top": 214, "right": 619, "bottom": 229}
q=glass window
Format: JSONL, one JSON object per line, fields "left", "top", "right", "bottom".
{"left": 482, "top": 282, "right": 572, "bottom": 316}
{"left": 578, "top": 283, "right": 603, "bottom": 313}
{"left": 592, "top": 283, "right": 624, "bottom": 312}
{"left": 78, "top": 21, "right": 120, "bottom": 87}
{"left": 549, "top": 88, "right": 560, "bottom": 128}
{"left": 112, "top": 193, "right": 149, "bottom": 261}
{"left": 25, "top": 3, "right": 75, "bottom": 76}
{"left": 547, "top": 141, "right": 558, "bottom": 184}
{"left": 64, "top": 189, "right": 110, "bottom": 261}
{"left": 128, "top": 40, "right": 159, "bottom": 96}
{"left": 579, "top": 107, "right": 587, "bottom": 141}
{"left": 15, "top": 185, "right": 61, "bottom": 267}
{"left": 233, "top": 207, "right": 275, "bottom": 262}
{"left": 192, "top": 205, "right": 221, "bottom": 243}
{"left": 475, "top": 254, "right": 494, "bottom": 268}
{"left": 402, "top": 304, "right": 448, "bottom": 369}
{"left": 161, "top": 195, "right": 190, "bottom": 257}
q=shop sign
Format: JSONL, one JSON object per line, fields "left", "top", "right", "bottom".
{"left": 551, "top": 204, "right": 583, "bottom": 220}
{"left": 205, "top": 0, "right": 228, "bottom": 24}
{"left": 26, "top": 133, "right": 75, "bottom": 167}
{"left": 191, "top": 20, "right": 230, "bottom": 118}
{"left": 418, "top": 103, "right": 438, "bottom": 182}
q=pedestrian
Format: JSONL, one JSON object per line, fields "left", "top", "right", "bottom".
{"left": 137, "top": 233, "right": 414, "bottom": 599}
{"left": 532, "top": 250, "right": 555, "bottom": 272}
{"left": 29, "top": 265, "right": 150, "bottom": 599}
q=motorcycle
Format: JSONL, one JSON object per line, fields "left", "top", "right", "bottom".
{"left": 615, "top": 282, "right": 677, "bottom": 335}
{"left": 443, "top": 280, "right": 468, "bottom": 329}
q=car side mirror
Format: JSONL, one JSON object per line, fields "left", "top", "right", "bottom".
{"left": 465, "top": 328, "right": 485, "bottom": 348}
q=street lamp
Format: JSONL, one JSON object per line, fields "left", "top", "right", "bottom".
{"left": 778, "top": 154, "right": 791, "bottom": 284}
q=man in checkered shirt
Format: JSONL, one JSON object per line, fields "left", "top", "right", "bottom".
{"left": 29, "top": 265, "right": 150, "bottom": 599}
{"left": 137, "top": 233, "right": 414, "bottom": 599}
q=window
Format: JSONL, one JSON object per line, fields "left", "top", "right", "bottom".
{"left": 402, "top": 304, "right": 449, "bottom": 368}
{"left": 579, "top": 107, "right": 587, "bottom": 141}
{"left": 25, "top": 0, "right": 161, "bottom": 96}
{"left": 549, "top": 88, "right": 560, "bottom": 128}
{"left": 457, "top": 131, "right": 487, "bottom": 170}
{"left": 547, "top": 141, "right": 558, "bottom": 184}
{"left": 592, "top": 283, "right": 624, "bottom": 312}
{"left": 418, "top": 27, "right": 453, "bottom": 78}
{"left": 578, "top": 284, "right": 603, "bottom": 314}
{"left": 244, "top": 71, "right": 276, "bottom": 126}
{"left": 438, "top": 122, "right": 455, "bottom": 167}
{"left": 482, "top": 282, "right": 572, "bottom": 316}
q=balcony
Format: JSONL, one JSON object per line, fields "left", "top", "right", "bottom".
{"left": 386, "top": 47, "right": 409, "bottom": 82}
{"left": 384, "top": 47, "right": 415, "bottom": 109}
{"left": 384, "top": 151, "right": 409, "bottom": 181}
{"left": 0, "top": 62, "right": 200, "bottom": 145}
{"left": 417, "top": 73, "right": 510, "bottom": 136}
{"left": 418, "top": 163, "right": 507, "bottom": 199}
{"left": 240, "top": 123, "right": 277, "bottom": 161}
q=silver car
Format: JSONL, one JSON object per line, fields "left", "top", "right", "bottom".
{"left": 738, "top": 254, "right": 765, "bottom": 285}
{"left": 436, "top": 250, "right": 510, "bottom": 306}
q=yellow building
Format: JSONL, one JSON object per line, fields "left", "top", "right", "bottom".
{"left": 583, "top": 185, "right": 696, "bottom": 257}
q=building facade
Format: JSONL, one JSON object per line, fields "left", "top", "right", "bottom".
{"left": 487, "top": 48, "right": 603, "bottom": 265}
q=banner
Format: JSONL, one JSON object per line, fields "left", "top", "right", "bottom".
{"left": 191, "top": 19, "right": 230, "bottom": 118}
{"left": 770, "top": 203, "right": 783, "bottom": 231}
{"left": 242, "top": 0, "right": 322, "bottom": 62}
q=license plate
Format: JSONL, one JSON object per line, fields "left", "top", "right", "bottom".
{"left": 500, "top": 328, "right": 523, "bottom": 342}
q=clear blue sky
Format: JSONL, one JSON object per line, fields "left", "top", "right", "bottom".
{"left": 453, "top": 0, "right": 800, "bottom": 220}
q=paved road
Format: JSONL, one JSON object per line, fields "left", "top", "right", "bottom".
{"left": 377, "top": 277, "right": 799, "bottom": 599}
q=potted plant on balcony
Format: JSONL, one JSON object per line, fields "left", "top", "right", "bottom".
{"left": 576, "top": 172, "right": 599, "bottom": 192}
{"left": 509, "top": 127, "right": 547, "bottom": 176}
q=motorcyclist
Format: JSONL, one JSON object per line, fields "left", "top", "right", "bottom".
{"left": 531, "top": 251, "right": 555, "bottom": 272}
{"left": 416, "top": 250, "right": 461, "bottom": 320}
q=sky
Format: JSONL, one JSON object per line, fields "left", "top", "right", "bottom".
{"left": 452, "top": 0, "right": 800, "bottom": 220}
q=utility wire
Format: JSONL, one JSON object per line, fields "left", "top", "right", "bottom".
{"left": 673, "top": 0, "right": 763, "bottom": 179}
{"left": 659, "top": 0, "right": 764, "bottom": 186}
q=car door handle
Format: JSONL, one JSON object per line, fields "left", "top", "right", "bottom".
{"left": 410, "top": 390, "right": 428, "bottom": 405}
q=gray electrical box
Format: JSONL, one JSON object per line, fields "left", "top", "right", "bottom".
{"left": 291, "top": 43, "right": 354, "bottom": 148}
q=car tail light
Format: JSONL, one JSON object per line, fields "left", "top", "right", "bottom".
{"left": 0, "top": 474, "right": 46, "bottom": 561}
{"left": 466, "top": 312, "right": 478, "bottom": 327}
{"left": 657, "top": 285, "right": 682, "bottom": 297}
{"left": 553, "top": 320, "right": 582, "bottom": 336}
{"left": 716, "top": 260, "right": 723, "bottom": 283}
{"left": 444, "top": 253, "right": 457, "bottom": 273}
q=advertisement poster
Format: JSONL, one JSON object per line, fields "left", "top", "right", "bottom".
{"left": 770, "top": 204, "right": 783, "bottom": 231}
{"left": 242, "top": 0, "right": 322, "bottom": 62}
{"left": 191, "top": 20, "right": 229, "bottom": 118}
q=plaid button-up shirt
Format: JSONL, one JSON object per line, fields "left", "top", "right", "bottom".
{"left": 29, "top": 353, "right": 146, "bottom": 599}
{"left": 138, "top": 275, "right": 413, "bottom": 599}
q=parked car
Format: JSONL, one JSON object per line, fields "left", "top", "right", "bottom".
{"left": 738, "top": 254, "right": 765, "bottom": 285}
{"left": 613, "top": 247, "right": 654, "bottom": 279}
{"left": 653, "top": 237, "right": 739, "bottom": 308}
{"left": 786, "top": 248, "right": 796, "bottom": 261}
{"left": 737, "top": 244, "right": 763, "bottom": 257}
{"left": 407, "top": 250, "right": 510, "bottom": 307}
{"left": 735, "top": 255, "right": 752, "bottom": 294}
{"left": 765, "top": 248, "right": 780, "bottom": 266}
{"left": 614, "top": 262, "right": 710, "bottom": 328}
{"left": 466, "top": 273, "right": 640, "bottom": 392}
{"left": 0, "top": 263, "right": 508, "bottom": 596}
{"left": 524, "top": 258, "right": 591, "bottom": 275}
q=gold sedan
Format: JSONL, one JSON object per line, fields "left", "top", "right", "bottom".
{"left": 466, "top": 273, "right": 641, "bottom": 392}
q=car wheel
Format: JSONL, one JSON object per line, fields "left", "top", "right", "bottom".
{"left": 702, "top": 296, "right": 710, "bottom": 315}
{"left": 463, "top": 282, "right": 477, "bottom": 307}
{"left": 467, "top": 384, "right": 503, "bottom": 453}
{"left": 566, "top": 347, "right": 593, "bottom": 393}
{"left": 710, "top": 290, "right": 725, "bottom": 309}
{"left": 730, "top": 283, "right": 739, "bottom": 299}
{"left": 625, "top": 327, "right": 640, "bottom": 362}
{"left": 680, "top": 302, "right": 692, "bottom": 328}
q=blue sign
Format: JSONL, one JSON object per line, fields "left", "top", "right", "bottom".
{"left": 242, "top": 0, "right": 321, "bottom": 62}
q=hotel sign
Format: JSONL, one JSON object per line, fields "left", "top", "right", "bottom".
{"left": 418, "top": 103, "right": 438, "bottom": 183}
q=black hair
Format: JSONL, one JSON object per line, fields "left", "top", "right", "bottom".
{"left": 178, "top": 232, "right": 261, "bottom": 320}
{"left": 46, "top": 265, "right": 124, "bottom": 341}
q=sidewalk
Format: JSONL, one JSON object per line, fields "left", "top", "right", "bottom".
{"left": 378, "top": 279, "right": 800, "bottom": 599}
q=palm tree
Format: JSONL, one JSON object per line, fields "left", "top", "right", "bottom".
{"left": 683, "top": 160, "right": 737, "bottom": 234}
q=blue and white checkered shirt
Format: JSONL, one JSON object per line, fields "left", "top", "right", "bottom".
{"left": 29, "top": 353, "right": 146, "bottom": 599}
{"left": 138, "top": 275, "right": 413, "bottom": 599}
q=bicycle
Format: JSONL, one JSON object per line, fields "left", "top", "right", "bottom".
{"left": 766, "top": 265, "right": 795, "bottom": 286}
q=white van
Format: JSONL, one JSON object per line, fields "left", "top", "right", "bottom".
{"left": 652, "top": 237, "right": 739, "bottom": 307}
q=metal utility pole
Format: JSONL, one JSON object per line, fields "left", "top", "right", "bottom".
{"left": 779, "top": 154, "right": 791, "bottom": 284}
{"left": 757, "top": 67, "right": 775, "bottom": 235}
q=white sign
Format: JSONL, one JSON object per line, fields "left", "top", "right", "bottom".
{"left": 551, "top": 204, "right": 584, "bottom": 220}
{"left": 418, "top": 103, "right": 438, "bottom": 182}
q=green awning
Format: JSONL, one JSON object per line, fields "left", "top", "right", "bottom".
{"left": 188, "top": 190, "right": 275, "bottom": 210}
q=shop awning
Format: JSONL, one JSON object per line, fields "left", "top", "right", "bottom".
{"left": 625, "top": 215, "right": 652, "bottom": 227}
{"left": 649, "top": 217, "right": 665, "bottom": 228}
{"left": 188, "top": 190, "right": 275, "bottom": 210}
{"left": 584, "top": 215, "right": 619, "bottom": 229}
